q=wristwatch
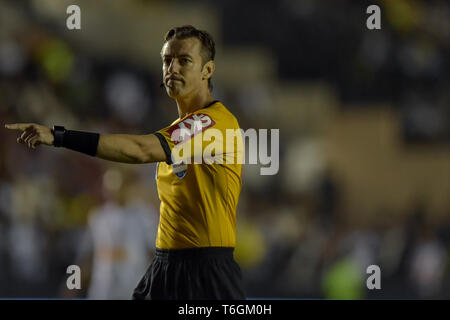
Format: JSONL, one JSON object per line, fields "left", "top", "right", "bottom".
{"left": 52, "top": 125, "right": 66, "bottom": 147}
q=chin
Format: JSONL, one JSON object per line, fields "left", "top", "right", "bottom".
{"left": 167, "top": 86, "right": 187, "bottom": 99}
{"left": 166, "top": 87, "right": 180, "bottom": 98}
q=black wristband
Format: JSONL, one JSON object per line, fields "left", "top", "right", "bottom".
{"left": 65, "top": 130, "right": 100, "bottom": 157}
{"left": 54, "top": 128, "right": 100, "bottom": 157}
{"left": 52, "top": 126, "right": 66, "bottom": 147}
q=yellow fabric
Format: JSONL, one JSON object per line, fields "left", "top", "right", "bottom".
{"left": 154, "top": 101, "right": 243, "bottom": 249}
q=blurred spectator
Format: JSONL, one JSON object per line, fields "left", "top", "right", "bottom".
{"left": 67, "top": 168, "right": 159, "bottom": 299}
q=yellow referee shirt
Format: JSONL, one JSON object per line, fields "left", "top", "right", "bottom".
{"left": 153, "top": 100, "right": 243, "bottom": 249}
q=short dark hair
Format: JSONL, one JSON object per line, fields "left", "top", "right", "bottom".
{"left": 163, "top": 25, "right": 215, "bottom": 91}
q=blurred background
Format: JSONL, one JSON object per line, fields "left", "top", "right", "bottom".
{"left": 0, "top": 0, "right": 449, "bottom": 299}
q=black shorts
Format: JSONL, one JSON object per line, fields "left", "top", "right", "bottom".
{"left": 132, "top": 247, "right": 246, "bottom": 300}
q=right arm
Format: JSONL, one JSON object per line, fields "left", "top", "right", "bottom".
{"left": 4, "top": 123, "right": 167, "bottom": 164}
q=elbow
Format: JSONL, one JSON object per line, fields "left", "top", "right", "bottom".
{"left": 136, "top": 145, "right": 153, "bottom": 164}
{"left": 138, "top": 154, "right": 150, "bottom": 164}
{"left": 133, "top": 151, "right": 149, "bottom": 164}
{"left": 135, "top": 134, "right": 162, "bottom": 164}
{"left": 123, "top": 144, "right": 148, "bottom": 164}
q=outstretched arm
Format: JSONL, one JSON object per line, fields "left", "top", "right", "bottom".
{"left": 4, "top": 123, "right": 167, "bottom": 164}
{"left": 96, "top": 133, "right": 166, "bottom": 163}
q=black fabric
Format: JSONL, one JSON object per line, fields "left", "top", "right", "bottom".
{"left": 63, "top": 130, "right": 100, "bottom": 157}
{"left": 154, "top": 132, "right": 173, "bottom": 165}
{"left": 52, "top": 126, "right": 66, "bottom": 147}
{"left": 203, "top": 100, "right": 219, "bottom": 109}
{"left": 132, "top": 247, "right": 246, "bottom": 300}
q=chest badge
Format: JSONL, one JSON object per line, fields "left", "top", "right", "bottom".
{"left": 172, "top": 161, "right": 187, "bottom": 179}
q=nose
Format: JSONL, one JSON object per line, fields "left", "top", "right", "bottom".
{"left": 167, "top": 58, "right": 180, "bottom": 74}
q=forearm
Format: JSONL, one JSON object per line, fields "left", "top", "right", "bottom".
{"left": 96, "top": 133, "right": 165, "bottom": 164}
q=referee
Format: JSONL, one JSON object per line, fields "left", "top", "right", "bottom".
{"left": 5, "top": 25, "right": 246, "bottom": 300}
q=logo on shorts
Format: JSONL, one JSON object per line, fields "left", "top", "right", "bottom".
{"left": 172, "top": 161, "right": 187, "bottom": 179}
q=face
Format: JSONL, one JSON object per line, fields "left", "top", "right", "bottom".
{"left": 161, "top": 37, "right": 213, "bottom": 99}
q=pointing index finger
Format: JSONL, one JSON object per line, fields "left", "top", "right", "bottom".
{"left": 5, "top": 123, "right": 31, "bottom": 131}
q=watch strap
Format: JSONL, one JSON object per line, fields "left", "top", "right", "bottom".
{"left": 52, "top": 125, "right": 66, "bottom": 147}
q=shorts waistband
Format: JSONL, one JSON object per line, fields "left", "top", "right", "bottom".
{"left": 155, "top": 247, "right": 234, "bottom": 260}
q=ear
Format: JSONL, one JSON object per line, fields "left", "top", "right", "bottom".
{"left": 202, "top": 60, "right": 215, "bottom": 80}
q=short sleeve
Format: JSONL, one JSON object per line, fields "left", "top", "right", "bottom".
{"left": 154, "top": 110, "right": 242, "bottom": 165}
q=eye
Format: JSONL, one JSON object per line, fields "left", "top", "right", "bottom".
{"left": 163, "top": 57, "right": 171, "bottom": 65}
{"left": 181, "top": 58, "right": 191, "bottom": 64}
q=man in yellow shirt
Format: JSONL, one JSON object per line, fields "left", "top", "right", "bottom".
{"left": 5, "top": 25, "right": 245, "bottom": 300}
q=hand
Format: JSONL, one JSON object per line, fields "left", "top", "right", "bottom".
{"left": 4, "top": 123, "right": 54, "bottom": 149}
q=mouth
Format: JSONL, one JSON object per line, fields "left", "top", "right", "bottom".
{"left": 166, "top": 77, "right": 183, "bottom": 85}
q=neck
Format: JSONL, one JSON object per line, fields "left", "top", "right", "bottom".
{"left": 175, "top": 90, "right": 215, "bottom": 119}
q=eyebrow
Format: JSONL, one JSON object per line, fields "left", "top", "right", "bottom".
{"left": 162, "top": 54, "right": 193, "bottom": 59}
